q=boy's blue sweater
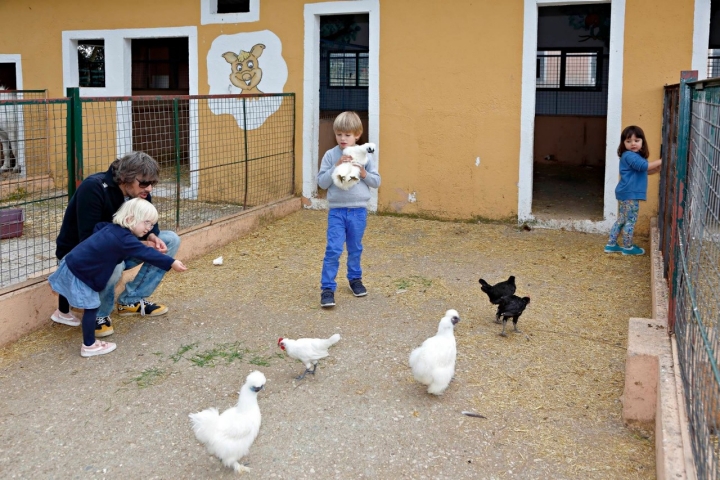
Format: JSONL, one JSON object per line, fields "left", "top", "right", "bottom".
{"left": 615, "top": 151, "right": 649, "bottom": 201}
{"left": 64, "top": 222, "right": 175, "bottom": 292}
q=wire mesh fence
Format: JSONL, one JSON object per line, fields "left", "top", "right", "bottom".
{"left": 660, "top": 74, "right": 720, "bottom": 480}
{"left": 0, "top": 91, "right": 295, "bottom": 290}
{"left": 0, "top": 91, "right": 71, "bottom": 290}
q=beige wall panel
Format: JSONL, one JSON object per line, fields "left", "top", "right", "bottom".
{"left": 622, "top": 0, "right": 695, "bottom": 234}
{"left": 377, "top": 2, "right": 524, "bottom": 220}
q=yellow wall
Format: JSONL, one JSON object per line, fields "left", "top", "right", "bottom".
{"left": 0, "top": 0, "right": 700, "bottom": 227}
{"left": 377, "top": 2, "right": 524, "bottom": 219}
{"left": 622, "top": 0, "right": 695, "bottom": 233}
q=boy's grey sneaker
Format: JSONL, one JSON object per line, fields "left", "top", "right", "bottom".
{"left": 321, "top": 290, "right": 336, "bottom": 307}
{"left": 349, "top": 279, "right": 367, "bottom": 297}
{"left": 621, "top": 245, "right": 645, "bottom": 256}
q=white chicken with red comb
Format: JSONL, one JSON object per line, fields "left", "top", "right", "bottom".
{"left": 278, "top": 334, "right": 341, "bottom": 380}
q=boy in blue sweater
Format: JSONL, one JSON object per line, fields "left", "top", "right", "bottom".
{"left": 316, "top": 112, "right": 381, "bottom": 307}
{"left": 49, "top": 198, "right": 187, "bottom": 357}
{"left": 605, "top": 125, "right": 662, "bottom": 256}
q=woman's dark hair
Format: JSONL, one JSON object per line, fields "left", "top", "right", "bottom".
{"left": 617, "top": 125, "right": 649, "bottom": 159}
{"left": 110, "top": 151, "right": 160, "bottom": 185}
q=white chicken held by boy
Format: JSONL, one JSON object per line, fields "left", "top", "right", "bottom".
{"left": 189, "top": 370, "right": 266, "bottom": 474}
{"left": 278, "top": 334, "right": 341, "bottom": 380}
{"left": 331, "top": 142, "right": 376, "bottom": 190}
{"left": 409, "top": 309, "right": 460, "bottom": 395}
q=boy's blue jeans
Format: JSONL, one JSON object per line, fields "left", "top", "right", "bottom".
{"left": 97, "top": 230, "right": 181, "bottom": 317}
{"left": 321, "top": 207, "right": 367, "bottom": 291}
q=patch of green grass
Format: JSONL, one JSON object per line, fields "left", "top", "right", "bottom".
{"left": 249, "top": 355, "right": 271, "bottom": 367}
{"left": 170, "top": 342, "right": 198, "bottom": 363}
{"left": 395, "top": 275, "right": 433, "bottom": 291}
{"left": 130, "top": 367, "right": 167, "bottom": 388}
{"left": 189, "top": 342, "right": 246, "bottom": 368}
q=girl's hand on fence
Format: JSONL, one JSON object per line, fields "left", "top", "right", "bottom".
{"left": 171, "top": 260, "right": 187, "bottom": 272}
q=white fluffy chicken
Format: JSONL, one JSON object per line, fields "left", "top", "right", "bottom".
{"left": 278, "top": 334, "right": 341, "bottom": 380}
{"left": 331, "top": 142, "right": 376, "bottom": 190}
{"left": 189, "top": 371, "right": 266, "bottom": 474}
{"left": 409, "top": 309, "right": 460, "bottom": 395}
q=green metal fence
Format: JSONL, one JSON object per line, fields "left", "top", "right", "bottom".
{"left": 660, "top": 73, "right": 720, "bottom": 480}
{"left": 0, "top": 90, "right": 295, "bottom": 290}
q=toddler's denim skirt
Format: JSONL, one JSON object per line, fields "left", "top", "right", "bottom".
{"left": 48, "top": 259, "right": 101, "bottom": 309}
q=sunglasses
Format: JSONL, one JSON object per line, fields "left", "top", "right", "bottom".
{"left": 136, "top": 178, "right": 158, "bottom": 188}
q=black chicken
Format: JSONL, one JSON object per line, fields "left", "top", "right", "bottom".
{"left": 479, "top": 276, "right": 516, "bottom": 305}
{"left": 495, "top": 295, "right": 531, "bottom": 337}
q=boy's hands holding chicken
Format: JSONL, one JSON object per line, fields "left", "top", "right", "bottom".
{"left": 335, "top": 155, "right": 367, "bottom": 179}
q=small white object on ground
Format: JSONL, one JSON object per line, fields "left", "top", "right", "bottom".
{"left": 213, "top": 256, "right": 223, "bottom": 265}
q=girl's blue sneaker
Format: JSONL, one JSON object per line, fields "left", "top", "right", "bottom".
{"left": 621, "top": 245, "right": 645, "bottom": 256}
{"left": 604, "top": 244, "right": 622, "bottom": 254}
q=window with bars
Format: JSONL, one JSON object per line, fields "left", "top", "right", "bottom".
{"left": 536, "top": 48, "right": 601, "bottom": 91}
{"left": 329, "top": 52, "right": 369, "bottom": 88}
{"left": 78, "top": 40, "right": 105, "bottom": 88}
{"left": 709, "top": 49, "right": 720, "bottom": 78}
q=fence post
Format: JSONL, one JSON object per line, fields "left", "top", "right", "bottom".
{"left": 242, "top": 97, "right": 249, "bottom": 208}
{"left": 65, "top": 88, "right": 76, "bottom": 197}
{"left": 172, "top": 98, "right": 181, "bottom": 230}
{"left": 669, "top": 71, "right": 697, "bottom": 333}
{"left": 66, "top": 87, "right": 83, "bottom": 187}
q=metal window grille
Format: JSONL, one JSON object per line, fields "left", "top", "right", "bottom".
{"left": 536, "top": 49, "right": 601, "bottom": 90}
{"left": 708, "top": 49, "right": 720, "bottom": 79}
{"left": 320, "top": 40, "right": 369, "bottom": 113}
{"left": 536, "top": 51, "right": 608, "bottom": 116}
{"left": 328, "top": 52, "right": 369, "bottom": 88}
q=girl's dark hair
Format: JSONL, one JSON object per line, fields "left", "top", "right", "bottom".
{"left": 617, "top": 125, "right": 650, "bottom": 158}
{"left": 110, "top": 151, "right": 160, "bottom": 185}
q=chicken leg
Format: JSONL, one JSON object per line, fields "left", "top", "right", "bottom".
{"left": 296, "top": 363, "right": 318, "bottom": 380}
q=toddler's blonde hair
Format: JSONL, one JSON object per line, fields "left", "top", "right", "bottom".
{"left": 113, "top": 198, "right": 159, "bottom": 229}
{"left": 333, "top": 111, "right": 363, "bottom": 137}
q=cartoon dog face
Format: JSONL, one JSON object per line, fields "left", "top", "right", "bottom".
{"left": 222, "top": 43, "right": 265, "bottom": 94}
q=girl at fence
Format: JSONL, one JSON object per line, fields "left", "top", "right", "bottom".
{"left": 604, "top": 125, "right": 662, "bottom": 256}
{"left": 48, "top": 198, "right": 187, "bottom": 357}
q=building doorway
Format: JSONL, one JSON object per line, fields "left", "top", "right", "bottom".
{"left": 532, "top": 4, "right": 610, "bottom": 223}
{"left": 131, "top": 37, "right": 190, "bottom": 181}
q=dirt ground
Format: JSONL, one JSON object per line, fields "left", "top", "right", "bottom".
{"left": 0, "top": 209, "right": 656, "bottom": 479}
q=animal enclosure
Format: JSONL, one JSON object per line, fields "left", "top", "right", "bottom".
{"left": 0, "top": 90, "right": 295, "bottom": 289}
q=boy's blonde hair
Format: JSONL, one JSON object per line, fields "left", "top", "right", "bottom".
{"left": 333, "top": 111, "right": 363, "bottom": 136}
{"left": 113, "top": 198, "right": 159, "bottom": 229}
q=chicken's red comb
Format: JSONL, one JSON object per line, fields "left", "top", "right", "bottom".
{"left": 277, "top": 337, "right": 283, "bottom": 345}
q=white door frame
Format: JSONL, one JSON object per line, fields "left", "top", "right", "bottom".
{"left": 62, "top": 27, "right": 200, "bottom": 197}
{"left": 692, "top": 0, "right": 711, "bottom": 80}
{"left": 302, "top": 0, "right": 380, "bottom": 211}
{"left": 519, "top": 0, "right": 625, "bottom": 233}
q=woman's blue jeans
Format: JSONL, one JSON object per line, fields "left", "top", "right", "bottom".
{"left": 97, "top": 230, "right": 181, "bottom": 317}
{"left": 321, "top": 208, "right": 367, "bottom": 291}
